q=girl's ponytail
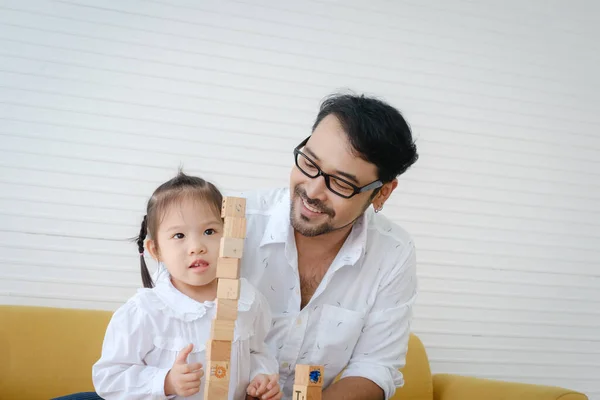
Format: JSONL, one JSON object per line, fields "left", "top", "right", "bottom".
{"left": 137, "top": 215, "right": 154, "bottom": 288}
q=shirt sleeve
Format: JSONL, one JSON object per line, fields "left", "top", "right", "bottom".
{"left": 92, "top": 299, "right": 172, "bottom": 400}
{"left": 340, "top": 242, "right": 418, "bottom": 400}
{"left": 248, "top": 289, "right": 279, "bottom": 379}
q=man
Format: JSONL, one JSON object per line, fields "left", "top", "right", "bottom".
{"left": 239, "top": 93, "right": 419, "bottom": 400}
{"left": 56, "top": 93, "right": 418, "bottom": 400}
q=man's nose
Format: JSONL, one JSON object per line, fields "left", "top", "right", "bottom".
{"left": 303, "top": 174, "right": 328, "bottom": 201}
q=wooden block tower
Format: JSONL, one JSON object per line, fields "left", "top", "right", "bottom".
{"left": 203, "top": 196, "right": 246, "bottom": 400}
{"left": 293, "top": 364, "right": 324, "bottom": 400}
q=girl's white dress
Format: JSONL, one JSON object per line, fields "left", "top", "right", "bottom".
{"left": 92, "top": 277, "right": 277, "bottom": 400}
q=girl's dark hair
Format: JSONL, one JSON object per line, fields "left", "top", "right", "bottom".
{"left": 312, "top": 93, "right": 418, "bottom": 183}
{"left": 136, "top": 170, "right": 223, "bottom": 288}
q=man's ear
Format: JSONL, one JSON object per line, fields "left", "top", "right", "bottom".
{"left": 372, "top": 178, "right": 398, "bottom": 210}
{"left": 146, "top": 239, "right": 160, "bottom": 261}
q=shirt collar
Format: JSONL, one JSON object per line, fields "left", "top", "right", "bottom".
{"left": 153, "top": 277, "right": 215, "bottom": 321}
{"left": 259, "top": 188, "right": 370, "bottom": 268}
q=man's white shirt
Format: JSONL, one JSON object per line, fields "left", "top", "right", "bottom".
{"left": 237, "top": 188, "right": 418, "bottom": 399}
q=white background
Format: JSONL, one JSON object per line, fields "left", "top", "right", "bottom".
{"left": 0, "top": 0, "right": 598, "bottom": 398}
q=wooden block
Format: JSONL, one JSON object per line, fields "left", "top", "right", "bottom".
{"left": 217, "top": 278, "right": 241, "bottom": 300}
{"left": 211, "top": 319, "right": 235, "bottom": 341}
{"left": 221, "top": 196, "right": 246, "bottom": 218}
{"left": 206, "top": 339, "right": 231, "bottom": 362}
{"left": 215, "top": 298, "right": 238, "bottom": 321}
{"left": 216, "top": 257, "right": 241, "bottom": 279}
{"left": 206, "top": 360, "right": 230, "bottom": 381}
{"left": 204, "top": 379, "right": 229, "bottom": 400}
{"left": 219, "top": 237, "right": 244, "bottom": 258}
{"left": 295, "top": 365, "right": 324, "bottom": 387}
{"left": 223, "top": 216, "right": 246, "bottom": 238}
{"left": 292, "top": 384, "right": 322, "bottom": 400}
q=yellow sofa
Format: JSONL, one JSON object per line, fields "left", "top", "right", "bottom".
{"left": 0, "top": 305, "right": 589, "bottom": 400}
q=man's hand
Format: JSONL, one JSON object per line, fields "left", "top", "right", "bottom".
{"left": 246, "top": 373, "right": 282, "bottom": 400}
{"left": 164, "top": 343, "right": 204, "bottom": 397}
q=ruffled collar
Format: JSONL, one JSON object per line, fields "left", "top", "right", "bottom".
{"left": 141, "top": 275, "right": 255, "bottom": 322}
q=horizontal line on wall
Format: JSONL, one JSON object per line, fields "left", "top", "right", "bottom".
{"left": 0, "top": 82, "right": 303, "bottom": 129}
{"left": 0, "top": 242, "right": 132, "bottom": 258}
{"left": 0, "top": 155, "right": 600, "bottom": 223}
{"left": 0, "top": 194, "right": 139, "bottom": 213}
{"left": 49, "top": 0, "right": 598, "bottom": 82}
{"left": 4, "top": 192, "right": 600, "bottom": 253}
{"left": 0, "top": 257, "right": 137, "bottom": 274}
{"left": 417, "top": 314, "right": 600, "bottom": 329}
{"left": 418, "top": 300, "right": 600, "bottom": 317}
{"left": 0, "top": 71, "right": 596, "bottom": 153}
{"left": 417, "top": 260, "right": 600, "bottom": 278}
{"left": 416, "top": 246, "right": 599, "bottom": 270}
{"left": 3, "top": 208, "right": 600, "bottom": 258}
{"left": 4, "top": 129, "right": 600, "bottom": 196}
{"left": 417, "top": 272, "right": 600, "bottom": 290}
{"left": 0, "top": 211, "right": 135, "bottom": 229}
{"left": 4, "top": 129, "right": 600, "bottom": 197}
{"left": 2, "top": 49, "right": 599, "bottom": 131}
{"left": 0, "top": 15, "right": 594, "bottom": 106}
{"left": 421, "top": 287, "right": 600, "bottom": 304}
{"left": 313, "top": 0, "right": 595, "bottom": 37}
{"left": 0, "top": 274, "right": 138, "bottom": 289}
{"left": 1, "top": 62, "right": 599, "bottom": 156}
{"left": 1, "top": 34, "right": 598, "bottom": 123}
{"left": 428, "top": 356, "right": 600, "bottom": 369}
{"left": 423, "top": 342, "right": 600, "bottom": 355}
{"left": 2, "top": 67, "right": 597, "bottom": 134}
{"left": 0, "top": 289, "right": 125, "bottom": 304}
{"left": 2, "top": 176, "right": 600, "bottom": 240}
{"left": 2, "top": 152, "right": 600, "bottom": 221}
{"left": 413, "top": 328, "right": 600, "bottom": 343}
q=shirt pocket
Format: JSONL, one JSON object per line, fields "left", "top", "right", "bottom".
{"left": 314, "top": 305, "right": 365, "bottom": 371}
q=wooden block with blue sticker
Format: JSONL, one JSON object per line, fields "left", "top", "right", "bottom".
{"left": 294, "top": 364, "right": 324, "bottom": 387}
{"left": 292, "top": 384, "right": 322, "bottom": 400}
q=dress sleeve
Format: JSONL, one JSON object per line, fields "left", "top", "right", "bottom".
{"left": 92, "top": 299, "right": 173, "bottom": 400}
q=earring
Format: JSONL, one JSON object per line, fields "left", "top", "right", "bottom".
{"left": 374, "top": 205, "right": 383, "bottom": 213}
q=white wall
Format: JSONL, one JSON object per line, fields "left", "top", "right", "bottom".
{"left": 0, "top": 0, "right": 598, "bottom": 397}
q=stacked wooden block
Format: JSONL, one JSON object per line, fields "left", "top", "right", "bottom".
{"left": 204, "top": 197, "right": 247, "bottom": 400}
{"left": 293, "top": 365, "right": 324, "bottom": 400}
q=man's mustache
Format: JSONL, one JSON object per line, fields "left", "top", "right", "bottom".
{"left": 294, "top": 186, "right": 335, "bottom": 217}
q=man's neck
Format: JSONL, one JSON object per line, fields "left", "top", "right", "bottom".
{"left": 294, "top": 223, "right": 353, "bottom": 259}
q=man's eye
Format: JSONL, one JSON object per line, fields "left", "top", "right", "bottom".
{"left": 204, "top": 229, "right": 216, "bottom": 236}
{"left": 172, "top": 233, "right": 185, "bottom": 239}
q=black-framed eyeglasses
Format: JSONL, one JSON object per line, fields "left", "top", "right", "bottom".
{"left": 293, "top": 137, "right": 383, "bottom": 199}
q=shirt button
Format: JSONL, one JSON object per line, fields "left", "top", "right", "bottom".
{"left": 295, "top": 288, "right": 300, "bottom": 295}
{"left": 282, "top": 362, "right": 289, "bottom": 368}
{"left": 296, "top": 318, "right": 302, "bottom": 326}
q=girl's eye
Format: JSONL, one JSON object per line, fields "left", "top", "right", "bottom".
{"left": 172, "top": 233, "right": 185, "bottom": 239}
{"left": 204, "top": 228, "right": 216, "bottom": 236}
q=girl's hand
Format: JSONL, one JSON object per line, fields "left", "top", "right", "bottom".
{"left": 164, "top": 344, "right": 204, "bottom": 397}
{"left": 247, "top": 373, "right": 282, "bottom": 400}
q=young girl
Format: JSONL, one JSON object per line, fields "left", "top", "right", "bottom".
{"left": 92, "top": 171, "right": 282, "bottom": 400}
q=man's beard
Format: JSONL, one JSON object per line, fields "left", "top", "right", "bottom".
{"left": 290, "top": 185, "right": 336, "bottom": 237}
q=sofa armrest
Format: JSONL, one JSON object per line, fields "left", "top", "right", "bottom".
{"left": 433, "top": 374, "right": 588, "bottom": 400}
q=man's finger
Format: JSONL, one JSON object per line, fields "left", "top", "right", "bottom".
{"left": 175, "top": 343, "right": 194, "bottom": 364}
